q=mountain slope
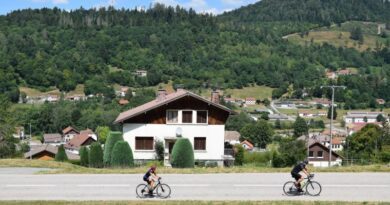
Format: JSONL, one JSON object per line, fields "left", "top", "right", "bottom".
{"left": 220, "top": 0, "right": 390, "bottom": 25}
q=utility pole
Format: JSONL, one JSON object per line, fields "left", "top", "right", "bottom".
{"left": 321, "top": 85, "right": 346, "bottom": 167}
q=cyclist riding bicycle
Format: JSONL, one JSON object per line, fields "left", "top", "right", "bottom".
{"left": 143, "top": 165, "right": 159, "bottom": 195}
{"left": 291, "top": 159, "right": 310, "bottom": 192}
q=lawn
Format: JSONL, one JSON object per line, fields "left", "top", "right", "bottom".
{"left": 225, "top": 85, "right": 273, "bottom": 100}
{"left": 19, "top": 87, "right": 61, "bottom": 98}
{"left": 0, "top": 201, "right": 387, "bottom": 205}
{"left": 1, "top": 159, "right": 389, "bottom": 174}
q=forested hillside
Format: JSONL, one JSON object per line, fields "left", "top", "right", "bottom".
{"left": 0, "top": 1, "right": 389, "bottom": 108}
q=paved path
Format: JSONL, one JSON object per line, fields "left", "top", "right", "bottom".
{"left": 0, "top": 172, "right": 389, "bottom": 201}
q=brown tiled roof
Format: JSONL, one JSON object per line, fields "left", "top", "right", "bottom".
{"left": 241, "top": 140, "right": 254, "bottom": 150}
{"left": 43, "top": 133, "right": 62, "bottom": 143}
{"left": 224, "top": 131, "right": 241, "bottom": 141}
{"left": 65, "top": 132, "right": 96, "bottom": 150}
{"left": 62, "top": 126, "right": 79, "bottom": 135}
{"left": 114, "top": 89, "right": 233, "bottom": 124}
{"left": 119, "top": 99, "right": 129, "bottom": 105}
{"left": 24, "top": 144, "right": 79, "bottom": 160}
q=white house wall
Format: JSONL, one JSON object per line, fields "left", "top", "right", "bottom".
{"left": 123, "top": 123, "right": 225, "bottom": 161}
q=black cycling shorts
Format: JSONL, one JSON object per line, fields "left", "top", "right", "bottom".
{"left": 291, "top": 172, "right": 302, "bottom": 181}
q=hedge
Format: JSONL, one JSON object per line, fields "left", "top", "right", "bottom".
{"left": 110, "top": 141, "right": 134, "bottom": 168}
{"left": 55, "top": 144, "right": 68, "bottom": 162}
{"left": 103, "top": 131, "right": 123, "bottom": 166}
{"left": 171, "top": 137, "right": 194, "bottom": 168}
{"left": 89, "top": 142, "right": 103, "bottom": 168}
{"left": 79, "top": 146, "right": 89, "bottom": 167}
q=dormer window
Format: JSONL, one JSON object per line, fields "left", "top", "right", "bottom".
{"left": 166, "top": 110, "right": 208, "bottom": 124}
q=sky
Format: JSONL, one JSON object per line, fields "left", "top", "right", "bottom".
{"left": 0, "top": 0, "right": 260, "bottom": 15}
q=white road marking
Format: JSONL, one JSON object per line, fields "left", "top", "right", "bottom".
{"left": 234, "top": 184, "right": 280, "bottom": 187}
{"left": 170, "top": 184, "right": 210, "bottom": 187}
{"left": 6, "top": 184, "right": 56, "bottom": 187}
{"left": 324, "top": 184, "right": 390, "bottom": 188}
{"left": 77, "top": 184, "right": 131, "bottom": 187}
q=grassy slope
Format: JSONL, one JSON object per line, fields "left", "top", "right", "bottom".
{"left": 0, "top": 201, "right": 387, "bottom": 205}
{"left": 1, "top": 159, "right": 389, "bottom": 174}
{"left": 287, "top": 21, "right": 390, "bottom": 52}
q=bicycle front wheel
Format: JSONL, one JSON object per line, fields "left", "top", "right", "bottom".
{"left": 306, "top": 181, "right": 322, "bottom": 196}
{"left": 156, "top": 183, "right": 171, "bottom": 198}
{"left": 283, "top": 181, "right": 296, "bottom": 196}
{"left": 136, "top": 184, "right": 149, "bottom": 198}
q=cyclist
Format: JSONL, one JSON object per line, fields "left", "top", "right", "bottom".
{"left": 291, "top": 159, "right": 310, "bottom": 192}
{"left": 143, "top": 165, "right": 159, "bottom": 195}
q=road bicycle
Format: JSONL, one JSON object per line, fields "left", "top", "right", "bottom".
{"left": 136, "top": 177, "right": 171, "bottom": 198}
{"left": 283, "top": 174, "right": 322, "bottom": 196}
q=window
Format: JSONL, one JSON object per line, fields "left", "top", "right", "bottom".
{"left": 182, "top": 111, "right": 193, "bottom": 123}
{"left": 309, "top": 151, "right": 314, "bottom": 157}
{"left": 317, "top": 151, "right": 323, "bottom": 158}
{"left": 194, "top": 137, "right": 206, "bottom": 150}
{"left": 135, "top": 137, "right": 154, "bottom": 150}
{"left": 167, "top": 110, "right": 178, "bottom": 123}
{"left": 196, "top": 111, "right": 207, "bottom": 123}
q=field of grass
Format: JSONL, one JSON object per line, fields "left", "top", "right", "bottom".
{"left": 19, "top": 87, "right": 61, "bottom": 97}
{"left": 225, "top": 85, "right": 273, "bottom": 100}
{"left": 1, "top": 159, "right": 389, "bottom": 174}
{"left": 287, "top": 21, "right": 390, "bottom": 52}
{"left": 0, "top": 201, "right": 387, "bottom": 205}
{"left": 66, "top": 84, "right": 85, "bottom": 96}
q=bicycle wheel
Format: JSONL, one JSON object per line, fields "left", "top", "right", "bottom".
{"left": 136, "top": 184, "right": 149, "bottom": 198}
{"left": 283, "top": 181, "right": 297, "bottom": 196}
{"left": 306, "top": 181, "right": 322, "bottom": 196}
{"left": 156, "top": 183, "right": 171, "bottom": 198}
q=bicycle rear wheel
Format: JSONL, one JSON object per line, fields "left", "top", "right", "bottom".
{"left": 283, "top": 181, "right": 297, "bottom": 196}
{"left": 306, "top": 181, "right": 322, "bottom": 196}
{"left": 156, "top": 183, "right": 171, "bottom": 198}
{"left": 136, "top": 184, "right": 149, "bottom": 198}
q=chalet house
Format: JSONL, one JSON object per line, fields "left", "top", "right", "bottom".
{"left": 240, "top": 140, "right": 254, "bottom": 151}
{"left": 344, "top": 111, "right": 385, "bottom": 123}
{"left": 224, "top": 131, "right": 241, "bottom": 145}
{"left": 65, "top": 131, "right": 97, "bottom": 154}
{"left": 24, "top": 144, "right": 79, "bottom": 160}
{"left": 62, "top": 126, "right": 79, "bottom": 142}
{"left": 135, "top": 70, "right": 147, "bottom": 77}
{"left": 245, "top": 97, "right": 256, "bottom": 105}
{"left": 114, "top": 89, "right": 233, "bottom": 166}
{"left": 308, "top": 142, "right": 343, "bottom": 167}
{"left": 376, "top": 99, "right": 385, "bottom": 105}
{"left": 43, "top": 133, "right": 63, "bottom": 146}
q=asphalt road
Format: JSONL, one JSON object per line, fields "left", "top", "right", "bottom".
{"left": 0, "top": 171, "right": 389, "bottom": 201}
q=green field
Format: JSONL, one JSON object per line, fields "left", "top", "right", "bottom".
{"left": 225, "top": 85, "right": 273, "bottom": 100}
{"left": 287, "top": 21, "right": 390, "bottom": 52}
{"left": 0, "top": 201, "right": 387, "bottom": 205}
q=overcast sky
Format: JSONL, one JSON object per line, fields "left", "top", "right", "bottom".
{"left": 0, "top": 0, "right": 260, "bottom": 15}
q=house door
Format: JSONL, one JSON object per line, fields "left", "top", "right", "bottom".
{"left": 168, "top": 141, "right": 176, "bottom": 161}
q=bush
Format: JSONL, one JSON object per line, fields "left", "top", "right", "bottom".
{"left": 79, "top": 146, "right": 89, "bottom": 167}
{"left": 154, "top": 140, "right": 164, "bottom": 161}
{"left": 234, "top": 144, "right": 245, "bottom": 166}
{"left": 272, "top": 152, "right": 285, "bottom": 168}
{"left": 89, "top": 142, "right": 103, "bottom": 168}
{"left": 110, "top": 141, "right": 134, "bottom": 168}
{"left": 171, "top": 137, "right": 194, "bottom": 168}
{"left": 243, "top": 151, "right": 272, "bottom": 166}
{"left": 205, "top": 161, "right": 218, "bottom": 167}
{"left": 55, "top": 144, "right": 68, "bottom": 162}
{"left": 103, "top": 131, "right": 123, "bottom": 166}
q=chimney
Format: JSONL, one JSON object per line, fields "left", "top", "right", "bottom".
{"left": 211, "top": 90, "right": 220, "bottom": 104}
{"left": 157, "top": 89, "right": 167, "bottom": 101}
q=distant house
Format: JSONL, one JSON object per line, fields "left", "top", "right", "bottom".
{"left": 240, "top": 140, "right": 254, "bottom": 151}
{"left": 245, "top": 97, "right": 256, "bottom": 105}
{"left": 311, "top": 98, "right": 336, "bottom": 108}
{"left": 275, "top": 101, "right": 295, "bottom": 109}
{"left": 120, "top": 87, "right": 129, "bottom": 97}
{"left": 65, "top": 132, "right": 97, "bottom": 154}
{"left": 13, "top": 126, "right": 25, "bottom": 139}
{"left": 346, "top": 122, "right": 382, "bottom": 135}
{"left": 65, "top": 94, "right": 86, "bottom": 101}
{"left": 135, "top": 70, "right": 147, "bottom": 77}
{"left": 223, "top": 97, "right": 236, "bottom": 104}
{"left": 344, "top": 111, "right": 385, "bottom": 123}
{"left": 376, "top": 99, "right": 386, "bottom": 105}
{"left": 224, "top": 131, "right": 241, "bottom": 145}
{"left": 43, "top": 133, "right": 63, "bottom": 146}
{"left": 308, "top": 142, "right": 343, "bottom": 167}
{"left": 119, "top": 99, "right": 129, "bottom": 105}
{"left": 299, "top": 110, "right": 315, "bottom": 118}
{"left": 62, "top": 126, "right": 79, "bottom": 142}
{"left": 337, "top": 69, "right": 352, "bottom": 76}
{"left": 326, "top": 71, "right": 337, "bottom": 79}
{"left": 24, "top": 144, "right": 79, "bottom": 160}
{"left": 269, "top": 113, "right": 289, "bottom": 121}
{"left": 45, "top": 95, "right": 59, "bottom": 103}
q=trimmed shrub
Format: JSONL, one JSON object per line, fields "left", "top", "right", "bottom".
{"left": 155, "top": 140, "right": 165, "bottom": 161}
{"left": 234, "top": 144, "right": 244, "bottom": 166}
{"left": 171, "top": 137, "right": 194, "bottom": 168}
{"left": 55, "top": 144, "right": 68, "bottom": 162}
{"left": 110, "top": 141, "right": 134, "bottom": 168}
{"left": 205, "top": 161, "right": 218, "bottom": 168}
{"left": 103, "top": 131, "right": 123, "bottom": 166}
{"left": 89, "top": 142, "right": 103, "bottom": 168}
{"left": 79, "top": 146, "right": 89, "bottom": 167}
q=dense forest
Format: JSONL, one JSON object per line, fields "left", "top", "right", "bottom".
{"left": 0, "top": 1, "right": 389, "bottom": 108}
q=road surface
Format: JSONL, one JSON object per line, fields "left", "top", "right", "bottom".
{"left": 0, "top": 170, "right": 389, "bottom": 201}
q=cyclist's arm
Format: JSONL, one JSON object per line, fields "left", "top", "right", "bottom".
{"left": 303, "top": 168, "right": 310, "bottom": 176}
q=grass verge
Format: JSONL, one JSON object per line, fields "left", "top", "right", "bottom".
{"left": 0, "top": 201, "right": 388, "bottom": 205}
{"left": 1, "top": 159, "right": 389, "bottom": 174}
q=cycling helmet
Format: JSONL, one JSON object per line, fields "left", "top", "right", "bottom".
{"left": 151, "top": 165, "right": 156, "bottom": 171}
{"left": 303, "top": 159, "right": 309, "bottom": 164}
